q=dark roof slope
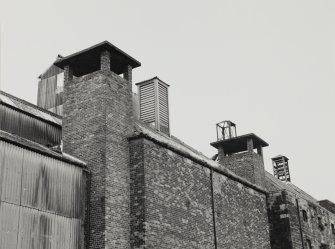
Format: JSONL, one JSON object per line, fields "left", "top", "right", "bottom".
{"left": 265, "top": 171, "right": 318, "bottom": 204}
{"left": 318, "top": 200, "right": 335, "bottom": 214}
{"left": 55, "top": 41, "right": 141, "bottom": 76}
{"left": 0, "top": 91, "right": 62, "bottom": 126}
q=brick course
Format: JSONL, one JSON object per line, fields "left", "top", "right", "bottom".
{"left": 129, "top": 137, "right": 270, "bottom": 248}
{"left": 63, "top": 63, "right": 133, "bottom": 249}
{"left": 267, "top": 190, "right": 335, "bottom": 249}
{"left": 218, "top": 151, "right": 266, "bottom": 188}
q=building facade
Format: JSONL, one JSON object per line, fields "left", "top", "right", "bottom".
{"left": 0, "top": 41, "right": 334, "bottom": 249}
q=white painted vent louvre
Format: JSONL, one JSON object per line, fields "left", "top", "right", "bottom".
{"left": 158, "top": 82, "right": 169, "bottom": 134}
{"left": 139, "top": 82, "right": 155, "bottom": 124}
{"left": 137, "top": 78, "right": 170, "bottom": 135}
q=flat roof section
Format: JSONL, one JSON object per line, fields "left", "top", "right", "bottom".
{"left": 210, "top": 133, "right": 269, "bottom": 154}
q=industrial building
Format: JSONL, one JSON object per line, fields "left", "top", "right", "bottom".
{"left": 0, "top": 41, "right": 334, "bottom": 249}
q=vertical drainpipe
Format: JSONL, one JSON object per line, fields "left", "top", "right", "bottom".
{"left": 210, "top": 169, "right": 218, "bottom": 249}
{"left": 295, "top": 198, "right": 305, "bottom": 249}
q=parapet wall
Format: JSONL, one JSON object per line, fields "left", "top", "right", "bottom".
{"left": 129, "top": 137, "right": 271, "bottom": 249}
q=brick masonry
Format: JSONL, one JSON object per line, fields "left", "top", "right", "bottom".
{"left": 218, "top": 151, "right": 266, "bottom": 188}
{"left": 213, "top": 171, "right": 270, "bottom": 248}
{"left": 129, "top": 137, "right": 271, "bottom": 248}
{"left": 63, "top": 57, "right": 133, "bottom": 249}
{"left": 59, "top": 43, "right": 335, "bottom": 249}
{"left": 267, "top": 190, "right": 335, "bottom": 249}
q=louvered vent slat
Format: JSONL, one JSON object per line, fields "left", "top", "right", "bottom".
{"left": 138, "top": 78, "right": 169, "bottom": 135}
{"left": 139, "top": 82, "right": 155, "bottom": 124}
{"left": 158, "top": 83, "right": 169, "bottom": 131}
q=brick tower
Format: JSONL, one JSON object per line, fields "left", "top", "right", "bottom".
{"left": 56, "top": 41, "right": 141, "bottom": 249}
{"left": 211, "top": 121, "right": 269, "bottom": 187}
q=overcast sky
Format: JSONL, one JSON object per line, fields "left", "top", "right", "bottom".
{"left": 1, "top": 0, "right": 334, "bottom": 202}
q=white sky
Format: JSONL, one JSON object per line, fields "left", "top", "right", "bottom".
{"left": 1, "top": 0, "right": 334, "bottom": 202}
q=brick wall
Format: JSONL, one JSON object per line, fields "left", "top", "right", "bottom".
{"left": 129, "top": 137, "right": 215, "bottom": 248}
{"left": 129, "top": 137, "right": 270, "bottom": 249}
{"left": 218, "top": 151, "right": 266, "bottom": 188}
{"left": 267, "top": 191, "right": 294, "bottom": 249}
{"left": 267, "top": 190, "right": 335, "bottom": 249}
{"left": 293, "top": 196, "right": 335, "bottom": 249}
{"left": 213, "top": 171, "right": 270, "bottom": 248}
{"left": 63, "top": 68, "right": 133, "bottom": 249}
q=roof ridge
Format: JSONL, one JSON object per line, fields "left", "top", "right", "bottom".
{"left": 0, "top": 90, "right": 62, "bottom": 119}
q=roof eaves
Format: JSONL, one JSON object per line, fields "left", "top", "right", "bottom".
{"left": 129, "top": 121, "right": 268, "bottom": 194}
{"left": 0, "top": 91, "right": 62, "bottom": 126}
{"left": 0, "top": 130, "right": 86, "bottom": 168}
{"left": 54, "top": 40, "right": 141, "bottom": 69}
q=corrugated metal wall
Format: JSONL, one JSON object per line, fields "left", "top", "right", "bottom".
{"left": 0, "top": 141, "right": 85, "bottom": 249}
{"left": 0, "top": 104, "right": 62, "bottom": 147}
{"left": 37, "top": 69, "right": 64, "bottom": 116}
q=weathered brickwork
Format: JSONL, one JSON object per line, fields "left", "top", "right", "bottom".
{"left": 213, "top": 171, "right": 271, "bottom": 249}
{"left": 219, "top": 151, "right": 266, "bottom": 188}
{"left": 130, "top": 137, "right": 215, "bottom": 248}
{"left": 267, "top": 191, "right": 293, "bottom": 249}
{"left": 63, "top": 64, "right": 133, "bottom": 248}
{"left": 294, "top": 196, "right": 335, "bottom": 248}
{"left": 268, "top": 190, "right": 335, "bottom": 249}
{"left": 129, "top": 137, "right": 271, "bottom": 249}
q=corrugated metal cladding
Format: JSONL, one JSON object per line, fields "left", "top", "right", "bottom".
{"left": 37, "top": 68, "right": 64, "bottom": 116}
{"left": 138, "top": 78, "right": 170, "bottom": 135}
{"left": 0, "top": 104, "right": 61, "bottom": 147}
{"left": 0, "top": 202, "right": 82, "bottom": 249}
{"left": 0, "top": 141, "right": 85, "bottom": 249}
{"left": 0, "top": 91, "right": 61, "bottom": 125}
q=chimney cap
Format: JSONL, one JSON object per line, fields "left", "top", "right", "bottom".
{"left": 135, "top": 76, "right": 170, "bottom": 87}
{"left": 210, "top": 133, "right": 269, "bottom": 154}
{"left": 272, "top": 155, "right": 289, "bottom": 161}
{"left": 54, "top": 40, "right": 141, "bottom": 77}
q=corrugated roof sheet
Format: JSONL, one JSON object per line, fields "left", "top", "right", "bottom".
{"left": 0, "top": 91, "right": 62, "bottom": 126}
{"left": 0, "top": 130, "right": 86, "bottom": 167}
{"left": 265, "top": 171, "right": 318, "bottom": 204}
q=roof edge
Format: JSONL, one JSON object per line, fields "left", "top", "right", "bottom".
{"left": 210, "top": 133, "right": 269, "bottom": 149}
{"left": 128, "top": 125, "right": 268, "bottom": 195}
{"left": 54, "top": 40, "right": 141, "bottom": 69}
{"left": 135, "top": 76, "right": 170, "bottom": 87}
{"left": 0, "top": 131, "right": 87, "bottom": 168}
{"left": 0, "top": 90, "right": 62, "bottom": 120}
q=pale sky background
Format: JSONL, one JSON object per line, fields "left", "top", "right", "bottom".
{"left": 1, "top": 0, "right": 334, "bottom": 202}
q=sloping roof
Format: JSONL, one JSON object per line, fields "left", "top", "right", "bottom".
{"left": 265, "top": 171, "right": 318, "bottom": 204}
{"left": 130, "top": 121, "right": 268, "bottom": 194}
{"left": 0, "top": 130, "right": 86, "bottom": 167}
{"left": 54, "top": 41, "right": 141, "bottom": 76}
{"left": 0, "top": 91, "right": 62, "bottom": 126}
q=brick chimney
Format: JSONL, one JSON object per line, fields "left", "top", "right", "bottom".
{"left": 211, "top": 121, "right": 268, "bottom": 187}
{"left": 55, "top": 41, "right": 141, "bottom": 249}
